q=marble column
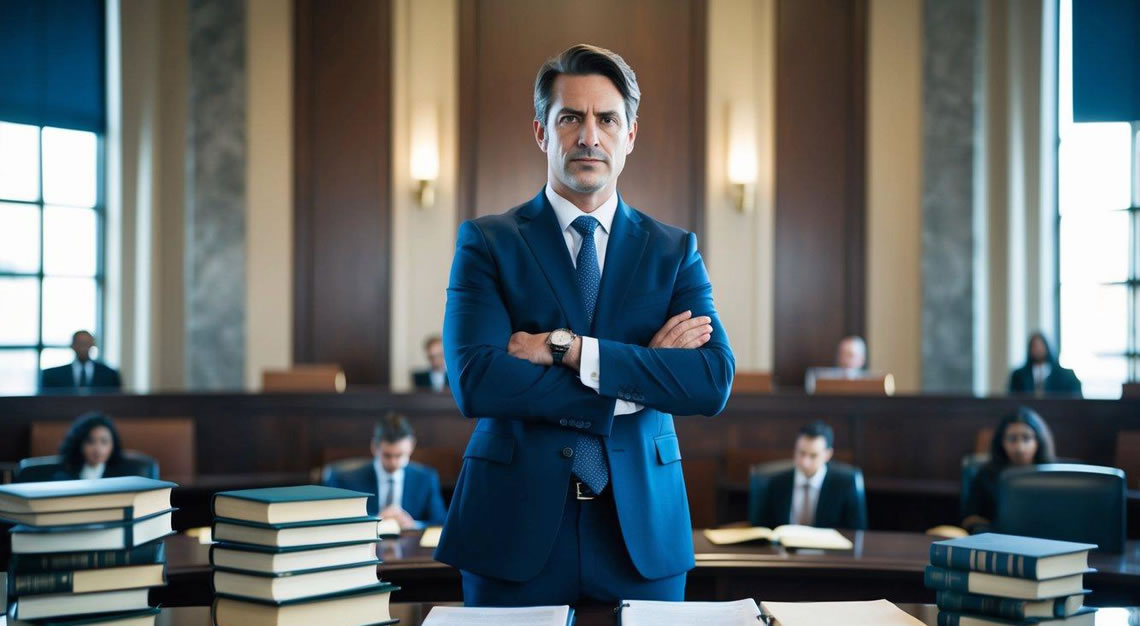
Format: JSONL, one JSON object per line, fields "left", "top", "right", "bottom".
{"left": 185, "top": 0, "right": 246, "bottom": 389}
{"left": 921, "top": 0, "right": 982, "bottom": 393}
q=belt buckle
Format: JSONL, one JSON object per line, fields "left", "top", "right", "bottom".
{"left": 575, "top": 482, "right": 595, "bottom": 501}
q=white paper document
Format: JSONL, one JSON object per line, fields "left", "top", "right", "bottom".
{"left": 421, "top": 605, "right": 572, "bottom": 626}
{"left": 619, "top": 598, "right": 762, "bottom": 626}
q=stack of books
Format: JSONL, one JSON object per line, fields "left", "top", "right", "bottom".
{"left": 0, "top": 477, "right": 177, "bottom": 625}
{"left": 925, "top": 533, "right": 1097, "bottom": 625}
{"left": 209, "top": 485, "right": 399, "bottom": 626}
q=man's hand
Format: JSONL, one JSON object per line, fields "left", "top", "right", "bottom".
{"left": 508, "top": 331, "right": 553, "bottom": 366}
{"left": 649, "top": 310, "right": 713, "bottom": 349}
{"left": 380, "top": 505, "right": 416, "bottom": 530}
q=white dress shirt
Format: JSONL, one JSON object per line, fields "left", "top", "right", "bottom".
{"left": 374, "top": 460, "right": 405, "bottom": 512}
{"left": 79, "top": 462, "right": 105, "bottom": 480}
{"left": 71, "top": 360, "right": 95, "bottom": 387}
{"left": 1032, "top": 363, "right": 1051, "bottom": 390}
{"left": 429, "top": 370, "right": 446, "bottom": 392}
{"left": 789, "top": 465, "right": 828, "bottom": 526}
{"left": 545, "top": 185, "right": 641, "bottom": 416}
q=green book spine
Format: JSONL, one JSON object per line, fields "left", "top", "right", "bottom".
{"left": 924, "top": 565, "right": 971, "bottom": 593}
{"left": 930, "top": 543, "right": 1038, "bottom": 578}
{"left": 937, "top": 591, "right": 1029, "bottom": 621}
{"left": 10, "top": 571, "right": 74, "bottom": 595}
{"left": 9, "top": 541, "right": 164, "bottom": 574}
{"left": 937, "top": 612, "right": 960, "bottom": 626}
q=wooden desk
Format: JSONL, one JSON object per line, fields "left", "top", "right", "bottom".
{"left": 103, "top": 604, "right": 1140, "bottom": 626}
{"left": 154, "top": 529, "right": 1140, "bottom": 609}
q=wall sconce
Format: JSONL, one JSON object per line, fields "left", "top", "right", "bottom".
{"left": 410, "top": 103, "right": 440, "bottom": 209}
{"left": 726, "top": 102, "right": 757, "bottom": 212}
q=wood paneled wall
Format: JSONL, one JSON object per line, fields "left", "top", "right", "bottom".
{"left": 459, "top": 0, "right": 706, "bottom": 234}
{"left": 293, "top": 0, "right": 393, "bottom": 385}
{"left": 773, "top": 0, "right": 868, "bottom": 386}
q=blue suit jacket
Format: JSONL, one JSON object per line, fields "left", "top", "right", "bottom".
{"left": 435, "top": 190, "right": 735, "bottom": 582}
{"left": 40, "top": 361, "right": 121, "bottom": 391}
{"left": 324, "top": 461, "right": 447, "bottom": 525}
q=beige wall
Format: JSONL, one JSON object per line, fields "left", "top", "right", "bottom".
{"left": 866, "top": 0, "right": 923, "bottom": 393}
{"left": 245, "top": 0, "right": 294, "bottom": 389}
{"left": 706, "top": 0, "right": 776, "bottom": 373}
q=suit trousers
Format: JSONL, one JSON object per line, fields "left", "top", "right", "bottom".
{"left": 460, "top": 483, "right": 687, "bottom": 606}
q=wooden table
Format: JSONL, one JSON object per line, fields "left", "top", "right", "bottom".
{"left": 155, "top": 529, "right": 1140, "bottom": 608}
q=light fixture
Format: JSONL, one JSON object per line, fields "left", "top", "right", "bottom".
{"left": 410, "top": 103, "right": 440, "bottom": 209}
{"left": 726, "top": 102, "right": 757, "bottom": 212}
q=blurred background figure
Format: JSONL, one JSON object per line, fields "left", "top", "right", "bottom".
{"left": 40, "top": 331, "right": 121, "bottom": 393}
{"left": 960, "top": 407, "right": 1057, "bottom": 534}
{"left": 412, "top": 334, "right": 448, "bottom": 392}
{"left": 1008, "top": 332, "right": 1082, "bottom": 397}
{"left": 804, "top": 336, "right": 869, "bottom": 393}
{"left": 55, "top": 412, "right": 141, "bottom": 480}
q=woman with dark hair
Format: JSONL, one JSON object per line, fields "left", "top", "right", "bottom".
{"left": 960, "top": 407, "right": 1058, "bottom": 533}
{"left": 1008, "top": 331, "right": 1082, "bottom": 397}
{"left": 55, "top": 412, "right": 129, "bottom": 480}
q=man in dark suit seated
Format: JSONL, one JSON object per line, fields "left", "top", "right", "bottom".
{"left": 40, "top": 330, "right": 122, "bottom": 392}
{"left": 323, "top": 413, "right": 447, "bottom": 529}
{"left": 411, "top": 334, "right": 448, "bottom": 392}
{"left": 757, "top": 421, "right": 867, "bottom": 529}
{"left": 1008, "top": 331, "right": 1082, "bottom": 397}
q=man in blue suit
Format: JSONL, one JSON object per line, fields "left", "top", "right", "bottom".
{"left": 437, "top": 44, "right": 735, "bottom": 606}
{"left": 324, "top": 413, "right": 447, "bottom": 528}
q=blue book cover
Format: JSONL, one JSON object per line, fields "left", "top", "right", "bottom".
{"left": 937, "top": 606, "right": 1096, "bottom": 625}
{"left": 213, "top": 485, "right": 371, "bottom": 504}
{"left": 213, "top": 514, "right": 379, "bottom": 531}
{"left": 0, "top": 477, "right": 175, "bottom": 501}
{"left": 936, "top": 590, "right": 1089, "bottom": 621}
{"left": 930, "top": 533, "right": 1096, "bottom": 579}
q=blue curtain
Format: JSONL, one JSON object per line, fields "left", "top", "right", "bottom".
{"left": 1073, "top": 0, "right": 1140, "bottom": 123}
{"left": 0, "top": 0, "right": 106, "bottom": 131}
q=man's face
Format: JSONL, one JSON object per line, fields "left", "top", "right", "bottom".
{"left": 1029, "top": 337, "right": 1048, "bottom": 364}
{"left": 836, "top": 339, "right": 865, "bottom": 370}
{"left": 793, "top": 435, "right": 833, "bottom": 478}
{"left": 372, "top": 437, "right": 415, "bottom": 474}
{"left": 426, "top": 340, "right": 444, "bottom": 371}
{"left": 534, "top": 74, "right": 637, "bottom": 199}
{"left": 72, "top": 333, "right": 95, "bottom": 362}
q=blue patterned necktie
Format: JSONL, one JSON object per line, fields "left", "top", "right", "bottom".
{"left": 569, "top": 216, "right": 608, "bottom": 494}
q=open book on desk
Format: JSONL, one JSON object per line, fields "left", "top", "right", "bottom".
{"left": 421, "top": 605, "right": 573, "bottom": 626}
{"left": 703, "top": 525, "right": 854, "bottom": 550}
{"left": 618, "top": 599, "right": 762, "bottom": 625}
{"left": 761, "top": 600, "right": 925, "bottom": 626}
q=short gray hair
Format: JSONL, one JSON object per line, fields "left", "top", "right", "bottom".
{"left": 533, "top": 44, "right": 641, "bottom": 126}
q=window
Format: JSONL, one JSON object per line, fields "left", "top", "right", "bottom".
{"left": 0, "top": 122, "right": 103, "bottom": 394}
{"left": 1057, "top": 0, "right": 1140, "bottom": 398}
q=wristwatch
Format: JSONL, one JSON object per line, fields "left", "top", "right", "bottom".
{"left": 547, "top": 328, "right": 576, "bottom": 365}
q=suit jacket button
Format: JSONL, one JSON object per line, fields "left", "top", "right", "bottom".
{"left": 574, "top": 420, "right": 584, "bottom": 428}
{"left": 584, "top": 421, "right": 592, "bottom": 429}
{"left": 559, "top": 418, "right": 568, "bottom": 426}
{"left": 562, "top": 447, "right": 574, "bottom": 458}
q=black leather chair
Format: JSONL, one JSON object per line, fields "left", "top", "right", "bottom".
{"left": 959, "top": 452, "right": 991, "bottom": 520}
{"left": 747, "top": 459, "right": 867, "bottom": 528}
{"left": 14, "top": 451, "right": 160, "bottom": 483}
{"left": 317, "top": 457, "right": 372, "bottom": 485}
{"left": 995, "top": 463, "right": 1126, "bottom": 553}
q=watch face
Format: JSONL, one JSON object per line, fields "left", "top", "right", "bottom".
{"left": 550, "top": 329, "right": 573, "bottom": 347}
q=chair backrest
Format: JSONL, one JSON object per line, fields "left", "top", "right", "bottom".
{"left": 31, "top": 418, "right": 194, "bottom": 479}
{"left": 262, "top": 364, "right": 346, "bottom": 393}
{"left": 747, "top": 460, "right": 866, "bottom": 527}
{"left": 16, "top": 451, "right": 160, "bottom": 483}
{"left": 732, "top": 371, "right": 774, "bottom": 394}
{"left": 1114, "top": 430, "right": 1140, "bottom": 490}
{"left": 318, "top": 456, "right": 372, "bottom": 485}
{"left": 725, "top": 448, "right": 855, "bottom": 484}
{"left": 974, "top": 427, "right": 994, "bottom": 454}
{"left": 995, "top": 463, "right": 1126, "bottom": 553}
{"left": 959, "top": 452, "right": 991, "bottom": 519}
{"left": 1122, "top": 382, "right": 1140, "bottom": 398}
{"left": 813, "top": 374, "right": 895, "bottom": 396}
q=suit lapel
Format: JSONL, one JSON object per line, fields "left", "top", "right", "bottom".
{"left": 517, "top": 191, "right": 590, "bottom": 334}
{"left": 593, "top": 197, "right": 648, "bottom": 338}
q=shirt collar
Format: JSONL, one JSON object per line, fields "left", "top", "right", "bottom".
{"left": 545, "top": 184, "right": 618, "bottom": 236}
{"left": 794, "top": 465, "right": 827, "bottom": 490}
{"left": 373, "top": 459, "right": 404, "bottom": 482}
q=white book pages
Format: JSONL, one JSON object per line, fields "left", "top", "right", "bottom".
{"left": 620, "top": 599, "right": 762, "bottom": 626}
{"left": 761, "top": 599, "right": 925, "bottom": 626}
{"left": 421, "top": 605, "right": 571, "bottom": 626}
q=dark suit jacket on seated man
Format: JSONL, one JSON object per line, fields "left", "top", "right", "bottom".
{"left": 755, "top": 421, "right": 868, "bottom": 530}
{"left": 436, "top": 44, "right": 735, "bottom": 607}
{"left": 323, "top": 414, "right": 447, "bottom": 528}
{"left": 1007, "top": 332, "right": 1082, "bottom": 397}
{"left": 41, "top": 330, "right": 122, "bottom": 392}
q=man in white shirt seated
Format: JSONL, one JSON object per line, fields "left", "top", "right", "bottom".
{"left": 751, "top": 421, "right": 868, "bottom": 530}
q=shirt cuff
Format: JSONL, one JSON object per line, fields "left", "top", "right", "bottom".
{"left": 579, "top": 336, "right": 643, "bottom": 415}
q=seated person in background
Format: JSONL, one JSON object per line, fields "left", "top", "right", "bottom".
{"left": 323, "top": 412, "right": 447, "bottom": 529}
{"left": 756, "top": 421, "right": 868, "bottom": 530}
{"left": 411, "top": 334, "right": 448, "bottom": 392}
{"left": 40, "top": 330, "right": 122, "bottom": 392}
{"left": 804, "top": 335, "right": 870, "bottom": 393}
{"left": 55, "top": 412, "right": 135, "bottom": 480}
{"left": 1008, "top": 331, "right": 1082, "bottom": 397}
{"left": 961, "top": 407, "right": 1057, "bottom": 533}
